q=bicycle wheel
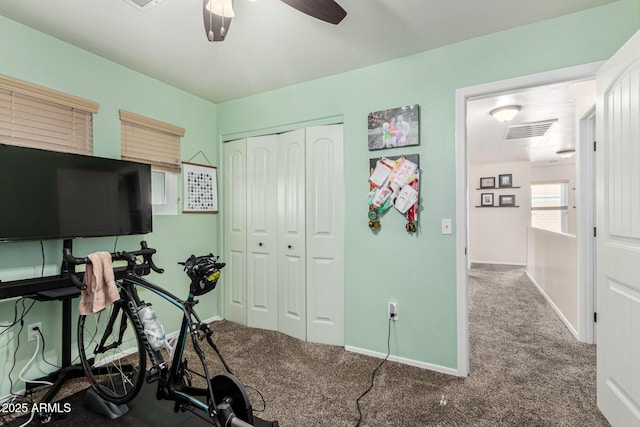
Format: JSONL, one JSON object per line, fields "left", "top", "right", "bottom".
{"left": 78, "top": 301, "right": 147, "bottom": 404}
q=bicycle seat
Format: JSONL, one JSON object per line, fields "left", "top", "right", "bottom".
{"left": 181, "top": 254, "right": 223, "bottom": 296}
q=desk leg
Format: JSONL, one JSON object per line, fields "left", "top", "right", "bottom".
{"left": 62, "top": 298, "right": 72, "bottom": 367}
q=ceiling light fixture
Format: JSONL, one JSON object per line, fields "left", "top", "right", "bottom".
{"left": 556, "top": 149, "right": 576, "bottom": 159}
{"left": 203, "top": 0, "right": 347, "bottom": 43}
{"left": 204, "top": 0, "right": 234, "bottom": 41}
{"left": 206, "top": 0, "right": 235, "bottom": 18}
{"left": 490, "top": 105, "right": 521, "bottom": 122}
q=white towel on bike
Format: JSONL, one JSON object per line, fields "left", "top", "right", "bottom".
{"left": 79, "top": 252, "right": 119, "bottom": 315}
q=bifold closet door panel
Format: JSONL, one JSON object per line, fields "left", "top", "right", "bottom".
{"left": 223, "top": 139, "right": 248, "bottom": 326}
{"left": 246, "top": 135, "right": 279, "bottom": 331}
{"left": 305, "top": 124, "right": 345, "bottom": 346}
{"left": 277, "top": 129, "right": 307, "bottom": 341}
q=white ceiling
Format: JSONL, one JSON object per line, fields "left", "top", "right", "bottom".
{"left": 467, "top": 80, "right": 596, "bottom": 166}
{"left": 0, "top": 0, "right": 615, "bottom": 103}
{"left": 0, "top": 0, "right": 604, "bottom": 166}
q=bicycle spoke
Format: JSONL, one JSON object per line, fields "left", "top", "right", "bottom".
{"left": 77, "top": 304, "right": 146, "bottom": 404}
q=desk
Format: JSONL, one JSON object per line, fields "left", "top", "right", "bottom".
{"left": 0, "top": 261, "right": 147, "bottom": 406}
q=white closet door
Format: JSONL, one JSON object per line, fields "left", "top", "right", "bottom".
{"left": 305, "top": 124, "right": 344, "bottom": 346}
{"left": 246, "top": 135, "right": 279, "bottom": 330}
{"left": 223, "top": 139, "right": 247, "bottom": 325}
{"left": 277, "top": 129, "right": 307, "bottom": 340}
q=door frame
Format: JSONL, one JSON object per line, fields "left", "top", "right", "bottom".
{"left": 578, "top": 106, "right": 597, "bottom": 344}
{"left": 455, "top": 61, "right": 603, "bottom": 376}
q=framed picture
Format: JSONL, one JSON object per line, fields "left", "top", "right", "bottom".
{"left": 499, "top": 194, "right": 516, "bottom": 207}
{"left": 368, "top": 104, "right": 420, "bottom": 150}
{"left": 498, "top": 174, "right": 513, "bottom": 188}
{"left": 481, "top": 193, "right": 494, "bottom": 206}
{"left": 480, "top": 177, "right": 495, "bottom": 189}
{"left": 182, "top": 162, "right": 218, "bottom": 213}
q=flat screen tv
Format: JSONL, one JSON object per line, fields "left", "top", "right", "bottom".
{"left": 0, "top": 144, "right": 152, "bottom": 242}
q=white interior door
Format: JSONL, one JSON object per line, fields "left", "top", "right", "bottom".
{"left": 223, "top": 139, "right": 247, "bottom": 325}
{"left": 277, "top": 129, "right": 307, "bottom": 340}
{"left": 305, "top": 124, "right": 344, "bottom": 346}
{"left": 596, "top": 29, "right": 640, "bottom": 426}
{"left": 246, "top": 135, "right": 278, "bottom": 330}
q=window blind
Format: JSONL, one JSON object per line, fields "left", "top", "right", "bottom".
{"left": 120, "top": 110, "right": 184, "bottom": 173}
{"left": 0, "top": 74, "right": 99, "bottom": 155}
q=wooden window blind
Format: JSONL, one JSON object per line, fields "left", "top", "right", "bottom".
{"left": 120, "top": 110, "right": 184, "bottom": 173}
{"left": 0, "top": 74, "right": 99, "bottom": 154}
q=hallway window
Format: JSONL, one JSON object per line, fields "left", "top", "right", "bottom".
{"left": 531, "top": 182, "right": 568, "bottom": 233}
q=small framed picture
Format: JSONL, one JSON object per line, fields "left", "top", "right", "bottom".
{"left": 499, "top": 194, "right": 516, "bottom": 207}
{"left": 182, "top": 162, "right": 218, "bottom": 213}
{"left": 480, "top": 177, "right": 495, "bottom": 189}
{"left": 481, "top": 193, "right": 494, "bottom": 206}
{"left": 498, "top": 174, "right": 513, "bottom": 188}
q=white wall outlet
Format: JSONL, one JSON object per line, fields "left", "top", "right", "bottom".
{"left": 441, "top": 218, "right": 452, "bottom": 235}
{"left": 388, "top": 302, "right": 398, "bottom": 320}
{"left": 28, "top": 322, "right": 42, "bottom": 342}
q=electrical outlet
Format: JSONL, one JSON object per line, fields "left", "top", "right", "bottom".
{"left": 28, "top": 322, "right": 42, "bottom": 342}
{"left": 388, "top": 302, "right": 398, "bottom": 320}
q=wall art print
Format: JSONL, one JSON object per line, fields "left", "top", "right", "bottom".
{"left": 368, "top": 104, "right": 420, "bottom": 151}
{"left": 183, "top": 162, "right": 218, "bottom": 213}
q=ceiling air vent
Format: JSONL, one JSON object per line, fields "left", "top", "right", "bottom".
{"left": 505, "top": 119, "right": 558, "bottom": 139}
{"left": 122, "top": 0, "right": 163, "bottom": 11}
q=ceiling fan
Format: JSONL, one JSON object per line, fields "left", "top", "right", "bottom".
{"left": 203, "top": 0, "right": 347, "bottom": 42}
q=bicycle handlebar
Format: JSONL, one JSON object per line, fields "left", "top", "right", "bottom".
{"left": 63, "top": 240, "right": 164, "bottom": 290}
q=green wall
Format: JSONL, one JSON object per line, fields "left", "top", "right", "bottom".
{"left": 218, "top": 0, "right": 639, "bottom": 370}
{"left": 0, "top": 0, "right": 638, "bottom": 400}
{"left": 0, "top": 16, "right": 220, "bottom": 397}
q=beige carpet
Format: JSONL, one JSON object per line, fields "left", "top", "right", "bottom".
{"left": 19, "top": 263, "right": 607, "bottom": 426}
{"left": 185, "top": 264, "right": 608, "bottom": 426}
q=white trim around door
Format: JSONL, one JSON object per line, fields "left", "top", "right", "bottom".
{"left": 454, "top": 61, "right": 604, "bottom": 377}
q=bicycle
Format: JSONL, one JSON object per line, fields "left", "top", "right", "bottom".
{"left": 63, "top": 241, "right": 276, "bottom": 427}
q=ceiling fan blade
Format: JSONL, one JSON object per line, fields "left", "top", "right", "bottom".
{"left": 203, "top": 0, "right": 233, "bottom": 42}
{"left": 280, "top": 0, "right": 347, "bottom": 25}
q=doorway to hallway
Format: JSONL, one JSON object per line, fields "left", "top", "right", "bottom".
{"left": 454, "top": 62, "right": 602, "bottom": 376}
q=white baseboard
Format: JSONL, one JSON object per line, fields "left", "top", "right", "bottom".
{"left": 345, "top": 345, "right": 463, "bottom": 377}
{"left": 470, "top": 260, "right": 526, "bottom": 267}
{"left": 526, "top": 272, "right": 579, "bottom": 339}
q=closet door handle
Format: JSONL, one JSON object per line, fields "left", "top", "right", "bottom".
{"left": 288, "top": 245, "right": 293, "bottom": 249}
{"left": 259, "top": 242, "right": 263, "bottom": 247}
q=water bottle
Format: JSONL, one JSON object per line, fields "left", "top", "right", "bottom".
{"left": 137, "top": 304, "right": 166, "bottom": 351}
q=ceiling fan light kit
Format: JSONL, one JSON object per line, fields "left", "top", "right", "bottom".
{"left": 203, "top": 0, "right": 233, "bottom": 42}
{"left": 203, "top": 0, "right": 346, "bottom": 42}
{"left": 206, "top": 0, "right": 234, "bottom": 18}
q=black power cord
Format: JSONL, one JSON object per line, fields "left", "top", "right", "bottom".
{"left": 36, "top": 327, "right": 61, "bottom": 370}
{"left": 355, "top": 318, "right": 392, "bottom": 427}
{"left": 0, "top": 298, "right": 37, "bottom": 396}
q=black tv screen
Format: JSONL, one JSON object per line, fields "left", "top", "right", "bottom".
{"left": 0, "top": 144, "right": 152, "bottom": 242}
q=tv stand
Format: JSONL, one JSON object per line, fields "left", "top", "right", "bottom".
{"left": 24, "top": 240, "right": 82, "bottom": 413}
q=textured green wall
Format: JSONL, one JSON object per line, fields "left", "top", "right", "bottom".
{"left": 0, "top": 16, "right": 220, "bottom": 397}
{"left": 218, "top": 0, "right": 639, "bottom": 370}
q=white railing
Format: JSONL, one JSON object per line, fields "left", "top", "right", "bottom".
{"left": 526, "top": 226, "right": 578, "bottom": 337}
